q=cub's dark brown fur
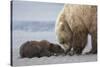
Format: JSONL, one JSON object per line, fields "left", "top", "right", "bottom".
{"left": 20, "top": 40, "right": 64, "bottom": 58}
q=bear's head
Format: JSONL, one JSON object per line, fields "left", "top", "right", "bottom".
{"left": 56, "top": 22, "right": 73, "bottom": 54}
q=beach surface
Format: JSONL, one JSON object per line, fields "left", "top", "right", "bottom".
{"left": 12, "top": 31, "right": 97, "bottom": 66}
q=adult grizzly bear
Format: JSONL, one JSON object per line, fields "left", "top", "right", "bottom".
{"left": 55, "top": 4, "right": 97, "bottom": 55}
{"left": 20, "top": 40, "right": 64, "bottom": 58}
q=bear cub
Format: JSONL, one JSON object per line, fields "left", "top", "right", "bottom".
{"left": 20, "top": 40, "right": 64, "bottom": 58}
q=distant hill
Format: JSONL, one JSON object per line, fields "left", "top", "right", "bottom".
{"left": 12, "top": 21, "right": 55, "bottom": 32}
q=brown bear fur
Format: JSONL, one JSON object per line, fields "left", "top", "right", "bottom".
{"left": 20, "top": 41, "right": 42, "bottom": 58}
{"left": 49, "top": 43, "right": 65, "bottom": 56}
{"left": 20, "top": 40, "right": 64, "bottom": 58}
{"left": 55, "top": 4, "right": 97, "bottom": 55}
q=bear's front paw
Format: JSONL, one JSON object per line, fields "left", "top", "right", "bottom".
{"left": 67, "top": 51, "right": 75, "bottom": 56}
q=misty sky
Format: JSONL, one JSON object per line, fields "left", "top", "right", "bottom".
{"left": 12, "top": 1, "right": 64, "bottom": 21}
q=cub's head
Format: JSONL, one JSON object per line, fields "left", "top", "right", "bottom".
{"left": 49, "top": 43, "right": 64, "bottom": 56}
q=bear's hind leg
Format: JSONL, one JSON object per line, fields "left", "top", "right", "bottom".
{"left": 72, "top": 32, "right": 88, "bottom": 55}
{"left": 86, "top": 33, "right": 97, "bottom": 54}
